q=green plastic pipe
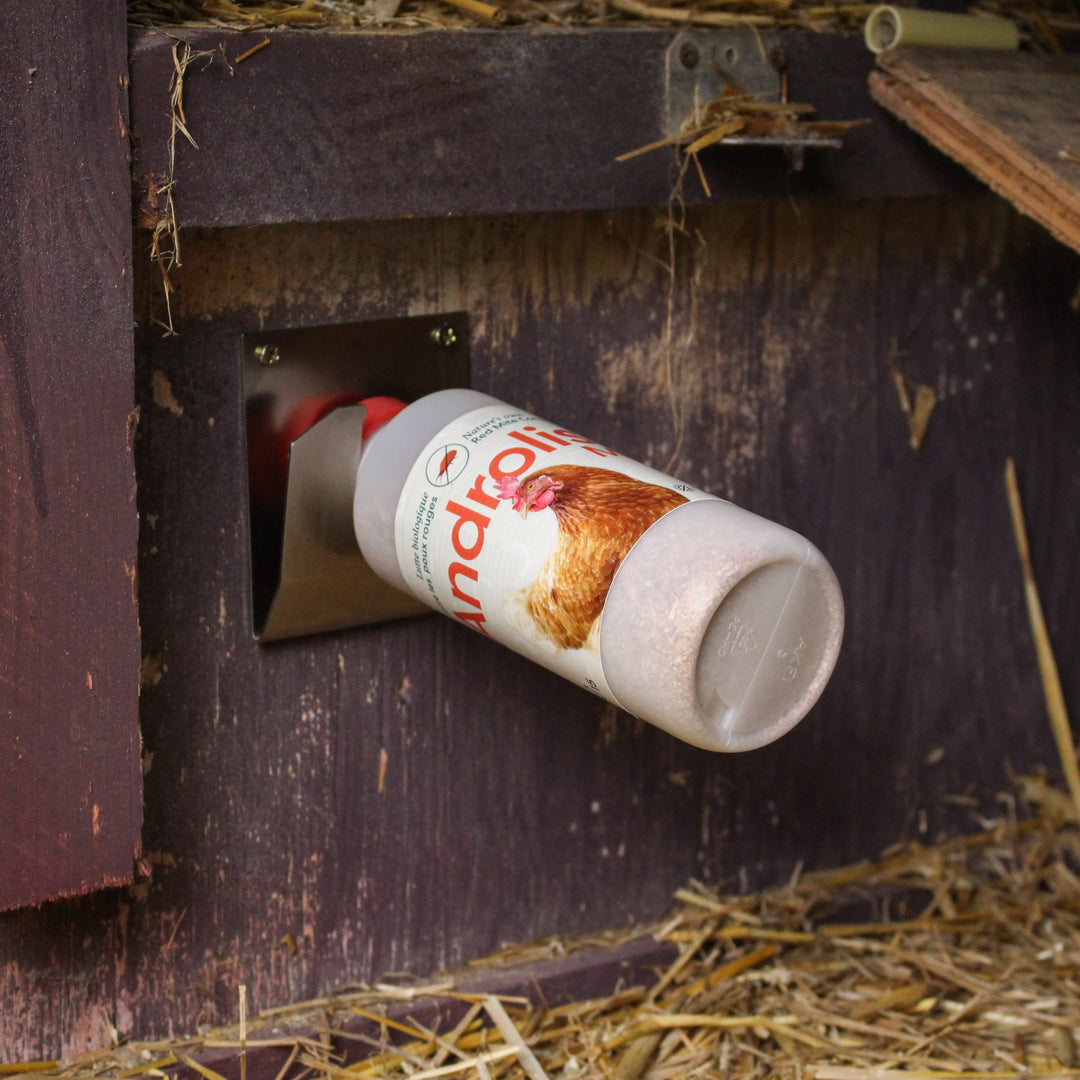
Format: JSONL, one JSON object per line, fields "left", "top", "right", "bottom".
{"left": 864, "top": 5, "right": 1020, "bottom": 52}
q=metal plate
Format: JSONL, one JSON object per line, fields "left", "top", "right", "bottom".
{"left": 664, "top": 30, "right": 844, "bottom": 170}
{"left": 665, "top": 29, "right": 783, "bottom": 136}
{"left": 243, "top": 313, "right": 470, "bottom": 641}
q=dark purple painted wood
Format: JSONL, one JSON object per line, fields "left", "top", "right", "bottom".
{"left": 0, "top": 25, "right": 1074, "bottom": 1058}
{"left": 127, "top": 27, "right": 968, "bottom": 230}
{"left": 0, "top": 2, "right": 142, "bottom": 910}
{"left": 2, "top": 189, "right": 1077, "bottom": 1058}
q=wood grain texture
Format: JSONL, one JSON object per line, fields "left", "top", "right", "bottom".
{"left": 126, "top": 27, "right": 968, "bottom": 229}
{"left": 0, "top": 2, "right": 142, "bottom": 909}
{"left": 870, "top": 50, "right": 1080, "bottom": 255}
{"left": 3, "top": 193, "right": 1079, "bottom": 1057}
{"left": 166, "top": 936, "right": 677, "bottom": 1080}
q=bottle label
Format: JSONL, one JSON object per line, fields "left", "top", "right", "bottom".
{"left": 393, "top": 404, "right": 713, "bottom": 704}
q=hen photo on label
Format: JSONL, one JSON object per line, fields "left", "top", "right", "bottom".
{"left": 494, "top": 465, "right": 689, "bottom": 653}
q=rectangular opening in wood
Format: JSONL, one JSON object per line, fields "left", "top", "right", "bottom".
{"left": 242, "top": 313, "right": 471, "bottom": 641}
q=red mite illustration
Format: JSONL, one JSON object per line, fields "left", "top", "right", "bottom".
{"left": 437, "top": 448, "right": 458, "bottom": 479}
{"left": 495, "top": 466, "right": 687, "bottom": 651}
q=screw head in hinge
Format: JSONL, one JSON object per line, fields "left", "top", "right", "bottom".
{"left": 430, "top": 324, "right": 459, "bottom": 349}
{"left": 255, "top": 344, "right": 281, "bottom": 366}
{"left": 678, "top": 41, "right": 699, "bottom": 69}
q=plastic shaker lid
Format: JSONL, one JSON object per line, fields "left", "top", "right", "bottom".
{"left": 599, "top": 499, "right": 844, "bottom": 752}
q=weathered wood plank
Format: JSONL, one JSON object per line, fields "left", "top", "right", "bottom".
{"left": 0, "top": 2, "right": 142, "bottom": 909}
{"left": 870, "top": 50, "right": 1080, "bottom": 255}
{"left": 3, "top": 193, "right": 1079, "bottom": 1058}
{"left": 127, "top": 27, "right": 967, "bottom": 230}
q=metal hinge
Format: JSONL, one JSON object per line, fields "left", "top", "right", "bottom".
{"left": 665, "top": 30, "right": 844, "bottom": 170}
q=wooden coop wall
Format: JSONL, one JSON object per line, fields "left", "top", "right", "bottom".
{"left": 2, "top": 191, "right": 1080, "bottom": 1058}
{"left": 0, "top": 3, "right": 143, "bottom": 915}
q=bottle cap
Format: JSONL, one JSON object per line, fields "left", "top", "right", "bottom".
{"left": 600, "top": 499, "right": 844, "bottom": 752}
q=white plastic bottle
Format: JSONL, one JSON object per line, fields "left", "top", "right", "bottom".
{"left": 353, "top": 389, "right": 843, "bottom": 752}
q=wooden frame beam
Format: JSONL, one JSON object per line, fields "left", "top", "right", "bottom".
{"left": 0, "top": 0, "right": 142, "bottom": 910}
{"left": 129, "top": 26, "right": 968, "bottom": 230}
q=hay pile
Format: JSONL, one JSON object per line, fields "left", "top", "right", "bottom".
{"left": 14, "top": 774, "right": 1080, "bottom": 1080}
{"left": 123, "top": 0, "right": 888, "bottom": 35}
{"left": 124, "top": 3, "right": 1076, "bottom": 97}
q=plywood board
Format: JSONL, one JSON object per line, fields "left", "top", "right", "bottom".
{"left": 870, "top": 50, "right": 1080, "bottom": 255}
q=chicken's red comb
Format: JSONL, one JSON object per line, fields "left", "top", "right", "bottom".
{"left": 495, "top": 476, "right": 521, "bottom": 500}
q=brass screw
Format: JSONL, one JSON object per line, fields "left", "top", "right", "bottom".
{"left": 430, "top": 324, "right": 459, "bottom": 349}
{"left": 255, "top": 344, "right": 281, "bottom": 366}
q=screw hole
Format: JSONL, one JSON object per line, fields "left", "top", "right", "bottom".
{"left": 678, "top": 41, "right": 699, "bottom": 69}
{"left": 723, "top": 44, "right": 738, "bottom": 64}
